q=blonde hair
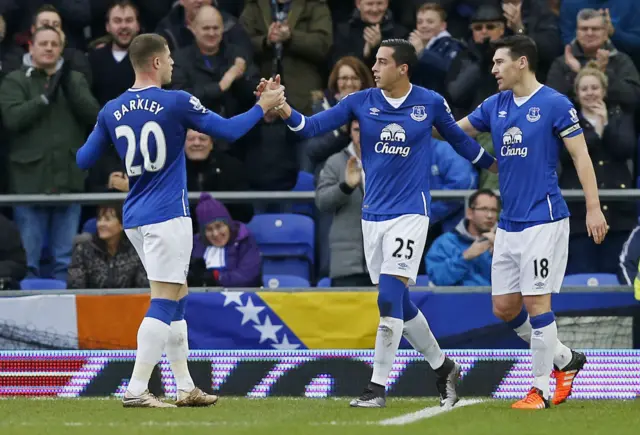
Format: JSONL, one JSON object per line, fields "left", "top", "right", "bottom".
{"left": 574, "top": 61, "right": 608, "bottom": 95}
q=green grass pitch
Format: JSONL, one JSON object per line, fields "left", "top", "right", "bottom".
{"left": 0, "top": 397, "right": 638, "bottom": 435}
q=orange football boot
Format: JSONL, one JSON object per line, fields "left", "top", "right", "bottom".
{"left": 512, "top": 387, "right": 550, "bottom": 409}
{"left": 552, "top": 350, "right": 586, "bottom": 405}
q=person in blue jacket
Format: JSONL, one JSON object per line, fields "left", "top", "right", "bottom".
{"left": 429, "top": 139, "right": 479, "bottom": 234}
{"left": 426, "top": 189, "right": 500, "bottom": 286}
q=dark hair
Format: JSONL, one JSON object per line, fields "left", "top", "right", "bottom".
{"left": 32, "top": 24, "right": 61, "bottom": 42}
{"left": 328, "top": 56, "right": 374, "bottom": 95}
{"left": 128, "top": 33, "right": 168, "bottom": 70}
{"left": 490, "top": 35, "right": 538, "bottom": 73}
{"left": 380, "top": 39, "right": 417, "bottom": 77}
{"left": 33, "top": 4, "right": 61, "bottom": 27}
{"left": 97, "top": 203, "right": 124, "bottom": 224}
{"left": 469, "top": 188, "right": 500, "bottom": 209}
{"left": 417, "top": 3, "right": 447, "bottom": 21}
{"left": 107, "top": 0, "right": 140, "bottom": 22}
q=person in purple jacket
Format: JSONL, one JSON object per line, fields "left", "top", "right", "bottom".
{"left": 188, "top": 192, "right": 262, "bottom": 288}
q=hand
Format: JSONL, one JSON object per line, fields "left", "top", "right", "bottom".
{"left": 596, "top": 49, "right": 610, "bottom": 71}
{"left": 108, "top": 172, "right": 129, "bottom": 192}
{"left": 257, "top": 79, "right": 286, "bottom": 113}
{"left": 43, "top": 68, "right": 64, "bottom": 102}
{"left": 409, "top": 30, "right": 425, "bottom": 54}
{"left": 586, "top": 206, "right": 608, "bottom": 244}
{"left": 600, "top": 8, "right": 615, "bottom": 37}
{"left": 463, "top": 238, "right": 492, "bottom": 260}
{"left": 363, "top": 24, "right": 381, "bottom": 57}
{"left": 503, "top": 2, "right": 524, "bottom": 32}
{"left": 589, "top": 100, "right": 608, "bottom": 125}
{"left": 267, "top": 22, "right": 279, "bottom": 45}
{"left": 254, "top": 74, "right": 281, "bottom": 98}
{"left": 564, "top": 45, "right": 581, "bottom": 73}
{"left": 488, "top": 160, "right": 498, "bottom": 174}
{"left": 220, "top": 58, "right": 247, "bottom": 91}
{"left": 345, "top": 156, "right": 362, "bottom": 188}
{"left": 277, "top": 22, "right": 291, "bottom": 42}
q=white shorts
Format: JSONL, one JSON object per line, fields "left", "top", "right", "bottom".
{"left": 491, "top": 218, "right": 569, "bottom": 296}
{"left": 125, "top": 217, "right": 193, "bottom": 284}
{"left": 362, "top": 214, "right": 429, "bottom": 286}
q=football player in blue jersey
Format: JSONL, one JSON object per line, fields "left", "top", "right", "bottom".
{"left": 256, "top": 39, "right": 497, "bottom": 408}
{"left": 76, "top": 33, "right": 285, "bottom": 408}
{"left": 452, "top": 35, "right": 608, "bottom": 409}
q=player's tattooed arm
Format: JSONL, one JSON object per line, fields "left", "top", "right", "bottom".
{"left": 563, "top": 134, "right": 608, "bottom": 244}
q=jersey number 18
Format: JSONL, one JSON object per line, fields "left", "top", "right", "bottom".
{"left": 116, "top": 121, "right": 167, "bottom": 177}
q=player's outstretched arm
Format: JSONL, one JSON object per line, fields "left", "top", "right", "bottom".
{"left": 432, "top": 116, "right": 481, "bottom": 141}
{"left": 254, "top": 75, "right": 353, "bottom": 138}
{"left": 76, "top": 110, "right": 110, "bottom": 170}
{"left": 563, "top": 134, "right": 608, "bottom": 244}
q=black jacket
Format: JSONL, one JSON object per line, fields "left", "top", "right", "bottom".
{"left": 0, "top": 213, "right": 27, "bottom": 290}
{"left": 559, "top": 106, "right": 637, "bottom": 235}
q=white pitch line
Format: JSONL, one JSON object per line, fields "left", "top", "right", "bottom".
{"left": 378, "top": 398, "right": 484, "bottom": 426}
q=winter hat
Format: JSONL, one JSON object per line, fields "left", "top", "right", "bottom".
{"left": 196, "top": 193, "right": 232, "bottom": 231}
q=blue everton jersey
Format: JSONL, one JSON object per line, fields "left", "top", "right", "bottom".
{"left": 77, "top": 86, "right": 264, "bottom": 228}
{"left": 285, "top": 86, "right": 494, "bottom": 220}
{"left": 468, "top": 85, "right": 582, "bottom": 228}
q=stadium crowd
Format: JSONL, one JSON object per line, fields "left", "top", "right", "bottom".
{"left": 0, "top": 0, "right": 639, "bottom": 290}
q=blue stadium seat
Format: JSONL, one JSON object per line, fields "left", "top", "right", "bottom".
{"left": 82, "top": 217, "right": 97, "bottom": 234}
{"left": 291, "top": 171, "right": 315, "bottom": 216}
{"left": 415, "top": 274, "right": 431, "bottom": 286}
{"left": 562, "top": 273, "right": 620, "bottom": 287}
{"left": 316, "top": 277, "right": 332, "bottom": 288}
{"left": 248, "top": 214, "right": 315, "bottom": 280}
{"left": 263, "top": 274, "right": 310, "bottom": 288}
{"left": 20, "top": 278, "right": 67, "bottom": 290}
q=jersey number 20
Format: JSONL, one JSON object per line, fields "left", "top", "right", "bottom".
{"left": 116, "top": 121, "right": 167, "bottom": 177}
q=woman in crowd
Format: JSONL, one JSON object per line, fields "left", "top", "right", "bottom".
{"left": 561, "top": 62, "right": 637, "bottom": 275}
{"left": 188, "top": 193, "right": 262, "bottom": 288}
{"left": 67, "top": 205, "right": 147, "bottom": 289}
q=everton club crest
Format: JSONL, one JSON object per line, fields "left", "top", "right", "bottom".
{"left": 526, "top": 107, "right": 541, "bottom": 123}
{"left": 411, "top": 105, "right": 427, "bottom": 122}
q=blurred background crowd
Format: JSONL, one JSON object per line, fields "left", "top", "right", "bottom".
{"left": 0, "top": 0, "right": 639, "bottom": 291}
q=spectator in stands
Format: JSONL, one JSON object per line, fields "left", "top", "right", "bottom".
{"left": 240, "top": 0, "right": 333, "bottom": 115}
{"left": 172, "top": 5, "right": 258, "bottom": 117}
{"left": 499, "top": 0, "right": 562, "bottom": 81}
{"left": 446, "top": 5, "right": 503, "bottom": 120}
{"left": 185, "top": 129, "right": 254, "bottom": 224}
{"left": 89, "top": 1, "right": 172, "bottom": 42}
{"left": 0, "top": 25, "right": 100, "bottom": 281}
{"left": 156, "top": 0, "right": 252, "bottom": 57}
{"left": 0, "top": 13, "right": 16, "bottom": 196}
{"left": 315, "top": 119, "right": 371, "bottom": 287}
{"left": 303, "top": 55, "right": 374, "bottom": 175}
{"left": 234, "top": 107, "right": 301, "bottom": 193}
{"left": 560, "top": 1, "right": 640, "bottom": 69}
{"left": 425, "top": 189, "right": 499, "bottom": 287}
{"left": 619, "top": 225, "right": 640, "bottom": 287}
{"left": 332, "top": 0, "right": 407, "bottom": 69}
{"left": 2, "top": 5, "right": 92, "bottom": 84}
{"left": 85, "top": 0, "right": 139, "bottom": 194}
{"left": 547, "top": 8, "right": 640, "bottom": 114}
{"left": 408, "top": 3, "right": 464, "bottom": 95}
{"left": 429, "top": 139, "right": 479, "bottom": 236}
{"left": 67, "top": 204, "right": 147, "bottom": 289}
{"left": 189, "top": 193, "right": 262, "bottom": 288}
{"left": 561, "top": 63, "right": 636, "bottom": 275}
{"left": 0, "top": 213, "right": 27, "bottom": 290}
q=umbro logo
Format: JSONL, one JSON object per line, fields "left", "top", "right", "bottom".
{"left": 369, "top": 107, "right": 380, "bottom": 116}
{"left": 498, "top": 111, "right": 507, "bottom": 118}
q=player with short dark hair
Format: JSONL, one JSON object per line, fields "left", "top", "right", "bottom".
{"left": 257, "top": 38, "right": 497, "bottom": 408}
{"left": 76, "top": 33, "right": 285, "bottom": 408}
{"left": 453, "top": 34, "right": 608, "bottom": 409}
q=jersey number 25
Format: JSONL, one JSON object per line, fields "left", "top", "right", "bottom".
{"left": 116, "top": 121, "right": 167, "bottom": 177}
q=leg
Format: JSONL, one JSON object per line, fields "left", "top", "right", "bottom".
{"left": 49, "top": 204, "right": 81, "bottom": 281}
{"left": 167, "top": 284, "right": 218, "bottom": 407}
{"left": 13, "top": 205, "right": 47, "bottom": 278}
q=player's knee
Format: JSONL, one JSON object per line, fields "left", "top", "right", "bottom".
{"left": 377, "top": 274, "right": 405, "bottom": 319}
{"left": 492, "top": 300, "right": 520, "bottom": 322}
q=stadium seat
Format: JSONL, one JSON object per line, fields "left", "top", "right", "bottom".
{"left": 20, "top": 278, "right": 67, "bottom": 290}
{"left": 562, "top": 273, "right": 620, "bottom": 287}
{"left": 316, "top": 277, "right": 332, "bottom": 287}
{"left": 248, "top": 214, "right": 315, "bottom": 280}
{"left": 291, "top": 171, "right": 315, "bottom": 216}
{"left": 82, "top": 217, "right": 97, "bottom": 234}
{"left": 415, "top": 274, "right": 431, "bottom": 286}
{"left": 263, "top": 274, "right": 310, "bottom": 289}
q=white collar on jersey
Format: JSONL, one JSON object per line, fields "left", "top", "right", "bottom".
{"left": 127, "top": 85, "right": 159, "bottom": 92}
{"left": 512, "top": 83, "right": 544, "bottom": 107}
{"left": 382, "top": 84, "right": 413, "bottom": 109}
